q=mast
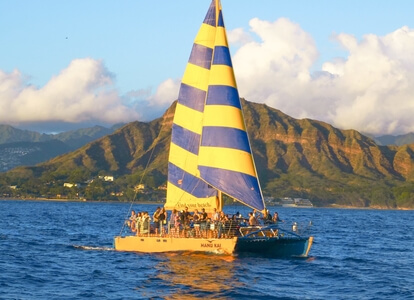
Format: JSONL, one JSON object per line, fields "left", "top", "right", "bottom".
{"left": 217, "top": 190, "right": 223, "bottom": 211}
{"left": 215, "top": 0, "right": 220, "bottom": 27}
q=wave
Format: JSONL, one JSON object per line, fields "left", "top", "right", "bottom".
{"left": 73, "top": 245, "right": 114, "bottom": 251}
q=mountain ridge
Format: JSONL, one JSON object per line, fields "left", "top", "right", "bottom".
{"left": 0, "top": 124, "right": 124, "bottom": 171}
{"left": 1, "top": 100, "right": 413, "bottom": 208}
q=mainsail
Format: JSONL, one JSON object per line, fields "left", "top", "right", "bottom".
{"left": 165, "top": 0, "right": 265, "bottom": 212}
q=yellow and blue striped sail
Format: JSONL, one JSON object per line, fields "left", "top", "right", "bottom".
{"left": 166, "top": 0, "right": 265, "bottom": 212}
{"left": 165, "top": 0, "right": 219, "bottom": 212}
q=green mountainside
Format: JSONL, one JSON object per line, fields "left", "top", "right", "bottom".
{"left": 0, "top": 124, "right": 124, "bottom": 148}
{"left": 52, "top": 124, "right": 125, "bottom": 149}
{"left": 375, "top": 132, "right": 414, "bottom": 146}
{"left": 0, "top": 124, "right": 124, "bottom": 171}
{"left": 1, "top": 100, "right": 414, "bottom": 208}
{"left": 0, "top": 125, "right": 49, "bottom": 144}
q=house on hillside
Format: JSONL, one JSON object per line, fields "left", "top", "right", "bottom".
{"left": 98, "top": 175, "right": 114, "bottom": 182}
{"left": 63, "top": 183, "right": 81, "bottom": 188}
{"left": 157, "top": 184, "right": 167, "bottom": 190}
{"left": 134, "top": 184, "right": 145, "bottom": 192}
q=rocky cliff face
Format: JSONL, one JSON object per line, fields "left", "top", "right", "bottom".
{"left": 243, "top": 100, "right": 414, "bottom": 180}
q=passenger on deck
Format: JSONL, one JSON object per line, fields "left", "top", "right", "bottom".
{"left": 212, "top": 208, "right": 220, "bottom": 223}
{"left": 169, "top": 209, "right": 178, "bottom": 236}
{"left": 174, "top": 210, "right": 181, "bottom": 236}
{"left": 263, "top": 209, "right": 273, "bottom": 224}
{"left": 158, "top": 207, "right": 167, "bottom": 236}
{"left": 220, "top": 211, "right": 228, "bottom": 222}
{"left": 248, "top": 212, "right": 259, "bottom": 226}
{"left": 153, "top": 207, "right": 161, "bottom": 234}
{"left": 199, "top": 208, "right": 208, "bottom": 237}
{"left": 272, "top": 212, "right": 283, "bottom": 223}
{"left": 253, "top": 209, "right": 258, "bottom": 218}
{"left": 182, "top": 207, "right": 191, "bottom": 226}
{"left": 180, "top": 207, "right": 191, "bottom": 237}
{"left": 209, "top": 208, "right": 219, "bottom": 238}
{"left": 141, "top": 211, "right": 150, "bottom": 234}
{"left": 218, "top": 211, "right": 229, "bottom": 238}
{"left": 135, "top": 212, "right": 142, "bottom": 235}
{"left": 127, "top": 210, "right": 137, "bottom": 232}
{"left": 193, "top": 209, "right": 200, "bottom": 237}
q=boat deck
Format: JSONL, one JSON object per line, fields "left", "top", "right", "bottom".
{"left": 123, "top": 220, "right": 311, "bottom": 241}
{"left": 126, "top": 221, "right": 239, "bottom": 239}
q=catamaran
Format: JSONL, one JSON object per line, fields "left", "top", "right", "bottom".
{"left": 114, "top": 0, "right": 313, "bottom": 257}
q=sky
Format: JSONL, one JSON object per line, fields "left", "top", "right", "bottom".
{"left": 1, "top": 0, "right": 414, "bottom": 136}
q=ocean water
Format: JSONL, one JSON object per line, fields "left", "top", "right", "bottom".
{"left": 0, "top": 200, "right": 413, "bottom": 300}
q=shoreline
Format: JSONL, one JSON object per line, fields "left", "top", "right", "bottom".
{"left": 0, "top": 197, "right": 164, "bottom": 205}
{"left": 326, "top": 203, "right": 413, "bottom": 211}
{"left": 0, "top": 197, "right": 412, "bottom": 210}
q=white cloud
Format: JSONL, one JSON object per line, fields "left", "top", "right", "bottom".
{"left": 323, "top": 27, "right": 414, "bottom": 135}
{"left": 0, "top": 58, "right": 140, "bottom": 126}
{"left": 3, "top": 20, "right": 414, "bottom": 136}
{"left": 148, "top": 78, "right": 180, "bottom": 107}
{"left": 122, "top": 78, "right": 180, "bottom": 122}
{"left": 228, "top": 27, "right": 254, "bottom": 46}
{"left": 232, "top": 18, "right": 319, "bottom": 115}
{"left": 229, "top": 19, "right": 414, "bottom": 135}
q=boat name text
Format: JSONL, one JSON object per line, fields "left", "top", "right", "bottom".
{"left": 201, "top": 243, "right": 221, "bottom": 248}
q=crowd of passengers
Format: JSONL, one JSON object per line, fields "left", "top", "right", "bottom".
{"left": 126, "top": 206, "right": 283, "bottom": 238}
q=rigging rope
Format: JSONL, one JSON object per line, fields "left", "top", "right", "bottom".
{"left": 118, "top": 143, "right": 158, "bottom": 235}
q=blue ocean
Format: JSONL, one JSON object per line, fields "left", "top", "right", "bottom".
{"left": 0, "top": 200, "right": 413, "bottom": 299}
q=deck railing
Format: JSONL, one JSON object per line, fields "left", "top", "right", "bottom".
{"left": 122, "top": 218, "right": 312, "bottom": 240}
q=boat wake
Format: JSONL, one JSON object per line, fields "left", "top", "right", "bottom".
{"left": 73, "top": 245, "right": 114, "bottom": 251}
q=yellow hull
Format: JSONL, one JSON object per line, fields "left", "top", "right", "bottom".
{"left": 114, "top": 235, "right": 238, "bottom": 255}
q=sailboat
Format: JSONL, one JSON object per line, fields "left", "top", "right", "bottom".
{"left": 114, "top": 0, "right": 313, "bottom": 257}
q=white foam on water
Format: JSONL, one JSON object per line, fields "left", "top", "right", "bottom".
{"left": 73, "top": 245, "right": 114, "bottom": 251}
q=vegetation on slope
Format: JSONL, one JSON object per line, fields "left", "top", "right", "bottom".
{"left": 1, "top": 100, "right": 413, "bottom": 208}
